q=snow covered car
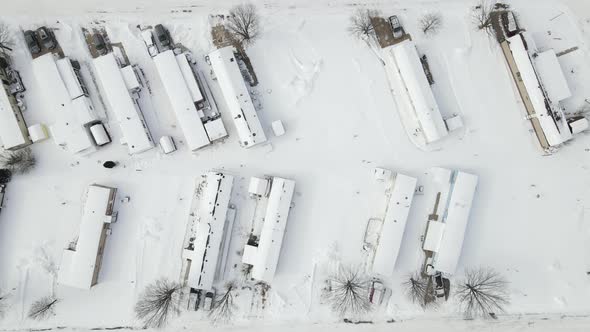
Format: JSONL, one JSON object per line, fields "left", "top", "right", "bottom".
{"left": 369, "top": 280, "right": 387, "bottom": 304}
{"left": 93, "top": 33, "right": 108, "bottom": 56}
{"left": 36, "top": 27, "right": 56, "bottom": 50}
{"left": 202, "top": 291, "right": 214, "bottom": 311}
{"left": 388, "top": 15, "right": 405, "bottom": 39}
{"left": 24, "top": 30, "right": 41, "bottom": 55}
{"left": 154, "top": 24, "right": 171, "bottom": 51}
{"left": 89, "top": 122, "right": 111, "bottom": 146}
{"left": 141, "top": 30, "right": 158, "bottom": 57}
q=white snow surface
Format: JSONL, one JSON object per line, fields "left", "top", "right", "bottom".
{"left": 0, "top": 0, "right": 590, "bottom": 331}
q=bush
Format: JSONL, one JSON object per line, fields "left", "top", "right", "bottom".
{"left": 0, "top": 148, "right": 35, "bottom": 174}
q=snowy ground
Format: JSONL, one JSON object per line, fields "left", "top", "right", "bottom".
{"left": 1, "top": 0, "right": 590, "bottom": 331}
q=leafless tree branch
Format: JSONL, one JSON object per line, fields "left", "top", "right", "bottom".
{"left": 348, "top": 9, "right": 379, "bottom": 41}
{"left": 455, "top": 267, "right": 510, "bottom": 319}
{"left": 326, "top": 266, "right": 371, "bottom": 317}
{"left": 472, "top": 0, "right": 495, "bottom": 36}
{"left": 28, "top": 296, "right": 58, "bottom": 320}
{"left": 402, "top": 272, "right": 437, "bottom": 308}
{"left": 420, "top": 12, "right": 443, "bottom": 36}
{"left": 135, "top": 279, "right": 182, "bottom": 328}
{"left": 227, "top": 3, "right": 260, "bottom": 47}
{"left": 209, "top": 281, "right": 237, "bottom": 325}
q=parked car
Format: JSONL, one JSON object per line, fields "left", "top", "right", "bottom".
{"left": 202, "top": 291, "right": 214, "bottom": 311}
{"left": 89, "top": 122, "right": 111, "bottom": 146}
{"left": 388, "top": 15, "right": 405, "bottom": 39}
{"left": 24, "top": 30, "right": 41, "bottom": 55}
{"left": 369, "top": 280, "right": 387, "bottom": 305}
{"left": 36, "top": 27, "right": 56, "bottom": 50}
{"left": 434, "top": 273, "right": 445, "bottom": 298}
{"left": 154, "top": 24, "right": 171, "bottom": 49}
{"left": 141, "top": 30, "right": 158, "bottom": 56}
{"left": 92, "top": 33, "right": 108, "bottom": 56}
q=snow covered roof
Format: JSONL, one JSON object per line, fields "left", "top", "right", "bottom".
{"left": 371, "top": 173, "right": 417, "bottom": 278}
{"left": 208, "top": 47, "right": 267, "bottom": 148}
{"left": 244, "top": 177, "right": 295, "bottom": 283}
{"left": 506, "top": 34, "right": 572, "bottom": 147}
{"left": 55, "top": 58, "right": 85, "bottom": 100}
{"left": 183, "top": 173, "right": 234, "bottom": 291}
{"left": 153, "top": 50, "right": 211, "bottom": 151}
{"left": 32, "top": 53, "right": 98, "bottom": 154}
{"left": 93, "top": 53, "right": 154, "bottom": 154}
{"left": 533, "top": 49, "right": 571, "bottom": 103}
{"left": 382, "top": 40, "right": 448, "bottom": 144}
{"left": 57, "top": 184, "right": 117, "bottom": 289}
{"left": 175, "top": 53, "right": 204, "bottom": 103}
{"left": 0, "top": 84, "right": 30, "bottom": 150}
{"left": 425, "top": 168, "right": 478, "bottom": 275}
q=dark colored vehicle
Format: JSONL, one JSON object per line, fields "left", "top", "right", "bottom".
{"left": 92, "top": 33, "right": 108, "bottom": 56}
{"left": 24, "top": 30, "right": 41, "bottom": 55}
{"left": 388, "top": 15, "right": 405, "bottom": 39}
{"left": 154, "top": 24, "right": 171, "bottom": 48}
{"left": 36, "top": 27, "right": 56, "bottom": 50}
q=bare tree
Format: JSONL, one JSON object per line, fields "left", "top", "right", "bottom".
{"left": 420, "top": 12, "right": 443, "bottom": 36}
{"left": 402, "top": 272, "right": 436, "bottom": 308}
{"left": 472, "top": 0, "right": 495, "bottom": 36}
{"left": 227, "top": 3, "right": 260, "bottom": 46}
{"left": 0, "top": 23, "right": 14, "bottom": 51}
{"left": 326, "top": 266, "right": 371, "bottom": 317}
{"left": 455, "top": 267, "right": 510, "bottom": 319}
{"left": 0, "top": 148, "right": 36, "bottom": 174}
{"left": 348, "top": 9, "right": 379, "bottom": 42}
{"left": 28, "top": 296, "right": 58, "bottom": 320}
{"left": 135, "top": 279, "right": 182, "bottom": 328}
{"left": 209, "top": 281, "right": 237, "bottom": 325}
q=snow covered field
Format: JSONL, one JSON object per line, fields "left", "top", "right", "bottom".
{"left": 1, "top": 0, "right": 590, "bottom": 331}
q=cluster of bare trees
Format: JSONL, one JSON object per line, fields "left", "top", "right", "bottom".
{"left": 402, "top": 267, "right": 509, "bottom": 319}
{"left": 135, "top": 279, "right": 182, "bottom": 328}
{"left": 227, "top": 3, "right": 260, "bottom": 47}
{"left": 208, "top": 281, "right": 237, "bottom": 325}
{"left": 420, "top": 13, "right": 443, "bottom": 36}
{"left": 28, "top": 296, "right": 58, "bottom": 320}
{"left": 325, "top": 266, "right": 371, "bottom": 317}
{"left": 0, "top": 148, "right": 36, "bottom": 175}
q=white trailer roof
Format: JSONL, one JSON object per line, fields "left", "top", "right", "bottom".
{"left": 0, "top": 86, "right": 29, "bottom": 149}
{"left": 55, "top": 58, "right": 85, "bottom": 100}
{"left": 507, "top": 34, "right": 571, "bottom": 147}
{"left": 534, "top": 49, "right": 572, "bottom": 103}
{"left": 153, "top": 50, "right": 210, "bottom": 151}
{"left": 175, "top": 53, "right": 204, "bottom": 103}
{"left": 429, "top": 170, "right": 478, "bottom": 275}
{"left": 184, "top": 173, "right": 234, "bottom": 291}
{"left": 372, "top": 173, "right": 417, "bottom": 277}
{"left": 32, "top": 54, "right": 98, "bottom": 154}
{"left": 382, "top": 40, "right": 448, "bottom": 144}
{"left": 208, "top": 47, "right": 267, "bottom": 148}
{"left": 57, "top": 185, "right": 116, "bottom": 289}
{"left": 248, "top": 177, "right": 295, "bottom": 283}
{"left": 93, "top": 53, "right": 154, "bottom": 154}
